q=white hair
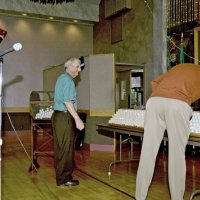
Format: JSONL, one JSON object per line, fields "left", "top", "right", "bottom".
{"left": 64, "top": 57, "right": 80, "bottom": 68}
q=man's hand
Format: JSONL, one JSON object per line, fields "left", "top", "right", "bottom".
{"left": 75, "top": 117, "right": 84, "bottom": 130}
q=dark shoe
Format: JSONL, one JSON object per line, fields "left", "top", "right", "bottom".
{"left": 63, "top": 180, "right": 79, "bottom": 186}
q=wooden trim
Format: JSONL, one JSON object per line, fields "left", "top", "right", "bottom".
{"left": 82, "top": 143, "right": 114, "bottom": 152}
{"left": 79, "top": 109, "right": 115, "bottom": 117}
{"left": 89, "top": 109, "right": 115, "bottom": 117}
{"left": 2, "top": 108, "right": 115, "bottom": 117}
{"left": 2, "top": 107, "right": 29, "bottom": 113}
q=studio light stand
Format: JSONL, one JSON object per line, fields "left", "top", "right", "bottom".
{"left": 0, "top": 43, "right": 38, "bottom": 175}
{"left": 0, "top": 56, "right": 4, "bottom": 197}
{"left": 0, "top": 56, "right": 3, "bottom": 157}
{"left": 0, "top": 43, "right": 23, "bottom": 164}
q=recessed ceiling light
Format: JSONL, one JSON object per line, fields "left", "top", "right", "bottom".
{"left": 49, "top": 17, "right": 54, "bottom": 20}
{"left": 73, "top": 20, "right": 78, "bottom": 23}
{"left": 22, "top": 13, "right": 27, "bottom": 16}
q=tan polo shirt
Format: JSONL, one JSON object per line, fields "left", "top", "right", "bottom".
{"left": 151, "top": 63, "right": 200, "bottom": 105}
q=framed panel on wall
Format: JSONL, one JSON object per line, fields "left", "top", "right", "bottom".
{"left": 111, "top": 14, "right": 123, "bottom": 44}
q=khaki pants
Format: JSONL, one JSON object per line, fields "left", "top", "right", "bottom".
{"left": 52, "top": 111, "right": 76, "bottom": 186}
{"left": 135, "top": 97, "right": 192, "bottom": 200}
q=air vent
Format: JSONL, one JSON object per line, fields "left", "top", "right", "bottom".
{"left": 105, "top": 0, "right": 132, "bottom": 19}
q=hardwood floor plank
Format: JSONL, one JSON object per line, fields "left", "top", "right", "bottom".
{"left": 1, "top": 131, "right": 200, "bottom": 200}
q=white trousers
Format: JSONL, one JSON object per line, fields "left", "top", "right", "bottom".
{"left": 135, "top": 97, "right": 193, "bottom": 200}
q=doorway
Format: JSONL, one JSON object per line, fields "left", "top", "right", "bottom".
{"left": 115, "top": 63, "right": 145, "bottom": 110}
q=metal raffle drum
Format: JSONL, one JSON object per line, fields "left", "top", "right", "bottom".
{"left": 29, "top": 91, "right": 54, "bottom": 120}
{"left": 29, "top": 91, "right": 54, "bottom": 172}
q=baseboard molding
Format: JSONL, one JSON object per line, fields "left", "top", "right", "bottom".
{"left": 83, "top": 143, "right": 114, "bottom": 152}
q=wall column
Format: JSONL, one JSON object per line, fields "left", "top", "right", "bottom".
{"left": 153, "top": 0, "right": 167, "bottom": 76}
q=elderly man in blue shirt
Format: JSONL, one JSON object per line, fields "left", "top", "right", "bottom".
{"left": 52, "top": 57, "right": 84, "bottom": 187}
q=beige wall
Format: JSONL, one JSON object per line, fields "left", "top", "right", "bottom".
{"left": 0, "top": 14, "right": 93, "bottom": 111}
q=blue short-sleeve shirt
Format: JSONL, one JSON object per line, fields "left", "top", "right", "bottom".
{"left": 54, "top": 72, "right": 77, "bottom": 111}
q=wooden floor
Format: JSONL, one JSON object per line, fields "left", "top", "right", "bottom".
{"left": 1, "top": 130, "right": 200, "bottom": 200}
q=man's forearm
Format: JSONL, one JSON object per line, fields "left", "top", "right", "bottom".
{"left": 65, "top": 101, "right": 84, "bottom": 130}
{"left": 65, "top": 101, "right": 80, "bottom": 120}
